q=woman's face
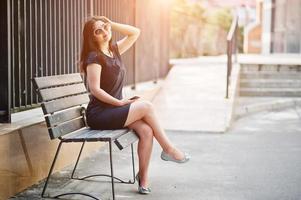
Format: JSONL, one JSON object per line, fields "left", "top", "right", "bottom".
{"left": 93, "top": 20, "right": 112, "bottom": 44}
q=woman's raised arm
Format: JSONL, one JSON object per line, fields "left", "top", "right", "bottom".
{"left": 95, "top": 16, "right": 140, "bottom": 55}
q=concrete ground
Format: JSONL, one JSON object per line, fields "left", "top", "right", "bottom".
{"left": 153, "top": 62, "right": 231, "bottom": 132}
{"left": 13, "top": 106, "right": 301, "bottom": 200}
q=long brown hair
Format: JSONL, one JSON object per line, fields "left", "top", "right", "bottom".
{"left": 79, "top": 17, "right": 113, "bottom": 74}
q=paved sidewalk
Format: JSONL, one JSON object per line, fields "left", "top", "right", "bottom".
{"left": 153, "top": 59, "right": 231, "bottom": 132}
{"left": 14, "top": 106, "right": 301, "bottom": 200}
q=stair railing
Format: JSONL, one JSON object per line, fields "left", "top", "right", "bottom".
{"left": 226, "top": 15, "right": 238, "bottom": 98}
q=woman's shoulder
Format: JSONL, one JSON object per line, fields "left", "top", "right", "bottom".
{"left": 87, "top": 51, "right": 98, "bottom": 59}
{"left": 86, "top": 51, "right": 100, "bottom": 65}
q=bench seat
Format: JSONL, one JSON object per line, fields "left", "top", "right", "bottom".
{"left": 61, "top": 128, "right": 138, "bottom": 150}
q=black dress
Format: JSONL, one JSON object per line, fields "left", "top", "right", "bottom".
{"left": 85, "top": 43, "right": 130, "bottom": 130}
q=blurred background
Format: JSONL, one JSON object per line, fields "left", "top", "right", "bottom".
{"left": 170, "top": 0, "right": 301, "bottom": 58}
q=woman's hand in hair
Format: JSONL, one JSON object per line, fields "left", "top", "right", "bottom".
{"left": 94, "top": 16, "right": 112, "bottom": 24}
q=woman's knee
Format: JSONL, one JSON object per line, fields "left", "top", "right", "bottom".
{"left": 137, "top": 100, "right": 154, "bottom": 114}
{"left": 125, "top": 100, "right": 155, "bottom": 126}
{"left": 137, "top": 123, "right": 154, "bottom": 141}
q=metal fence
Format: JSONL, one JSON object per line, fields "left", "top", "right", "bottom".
{"left": 8, "top": 0, "right": 135, "bottom": 109}
{"left": 0, "top": 0, "right": 170, "bottom": 123}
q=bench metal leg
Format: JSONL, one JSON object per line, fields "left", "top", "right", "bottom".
{"left": 61, "top": 141, "right": 136, "bottom": 200}
{"left": 131, "top": 143, "right": 136, "bottom": 183}
{"left": 108, "top": 142, "right": 136, "bottom": 200}
{"left": 71, "top": 141, "right": 86, "bottom": 179}
{"left": 42, "top": 141, "right": 63, "bottom": 198}
{"left": 72, "top": 142, "right": 136, "bottom": 185}
{"left": 109, "top": 140, "right": 116, "bottom": 200}
{"left": 42, "top": 141, "right": 99, "bottom": 200}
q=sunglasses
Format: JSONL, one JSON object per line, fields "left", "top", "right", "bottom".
{"left": 94, "top": 23, "right": 111, "bottom": 35}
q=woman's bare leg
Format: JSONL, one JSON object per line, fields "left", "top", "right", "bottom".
{"left": 127, "top": 120, "right": 153, "bottom": 188}
{"left": 124, "top": 100, "right": 184, "bottom": 160}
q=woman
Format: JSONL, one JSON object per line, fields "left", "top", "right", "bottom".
{"left": 80, "top": 16, "right": 190, "bottom": 195}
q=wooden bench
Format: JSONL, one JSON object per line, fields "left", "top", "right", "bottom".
{"left": 33, "top": 73, "right": 139, "bottom": 200}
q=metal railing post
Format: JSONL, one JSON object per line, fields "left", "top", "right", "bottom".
{"left": 225, "top": 15, "right": 238, "bottom": 99}
{"left": 226, "top": 40, "right": 232, "bottom": 99}
{"left": 234, "top": 19, "right": 238, "bottom": 63}
{"left": 0, "top": 0, "right": 11, "bottom": 123}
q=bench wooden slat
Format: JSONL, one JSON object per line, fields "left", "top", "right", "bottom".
{"left": 45, "top": 106, "right": 84, "bottom": 127}
{"left": 68, "top": 129, "right": 100, "bottom": 140}
{"left": 33, "top": 73, "right": 83, "bottom": 89}
{"left": 60, "top": 128, "right": 136, "bottom": 143}
{"left": 103, "top": 129, "right": 130, "bottom": 140}
{"left": 62, "top": 129, "right": 106, "bottom": 140}
{"left": 42, "top": 93, "right": 89, "bottom": 114}
{"left": 84, "top": 129, "right": 128, "bottom": 141}
{"left": 39, "top": 83, "right": 87, "bottom": 101}
{"left": 49, "top": 118, "right": 85, "bottom": 139}
{"left": 85, "top": 130, "right": 110, "bottom": 139}
{"left": 66, "top": 128, "right": 92, "bottom": 139}
{"left": 61, "top": 128, "right": 96, "bottom": 140}
{"left": 114, "top": 130, "right": 139, "bottom": 150}
{"left": 73, "top": 129, "right": 104, "bottom": 139}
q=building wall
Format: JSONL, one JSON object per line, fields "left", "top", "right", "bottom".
{"left": 245, "top": 24, "right": 262, "bottom": 53}
{"left": 262, "top": 0, "right": 301, "bottom": 54}
{"left": 244, "top": 0, "right": 263, "bottom": 53}
{"left": 262, "top": 0, "right": 273, "bottom": 54}
{"left": 272, "top": 0, "right": 301, "bottom": 53}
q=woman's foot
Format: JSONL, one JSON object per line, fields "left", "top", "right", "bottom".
{"left": 161, "top": 147, "right": 190, "bottom": 163}
{"left": 136, "top": 173, "right": 151, "bottom": 195}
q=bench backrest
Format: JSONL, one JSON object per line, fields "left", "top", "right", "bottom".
{"left": 33, "top": 73, "right": 90, "bottom": 139}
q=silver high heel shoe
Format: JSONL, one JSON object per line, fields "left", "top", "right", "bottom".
{"left": 136, "top": 173, "right": 151, "bottom": 195}
{"left": 161, "top": 151, "right": 190, "bottom": 163}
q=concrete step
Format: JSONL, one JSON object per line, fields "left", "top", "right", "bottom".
{"left": 240, "top": 71, "right": 301, "bottom": 79}
{"left": 241, "top": 64, "right": 301, "bottom": 72}
{"left": 240, "top": 79, "right": 301, "bottom": 88}
{"left": 240, "top": 88, "right": 301, "bottom": 97}
{"left": 235, "top": 97, "right": 301, "bottom": 119}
